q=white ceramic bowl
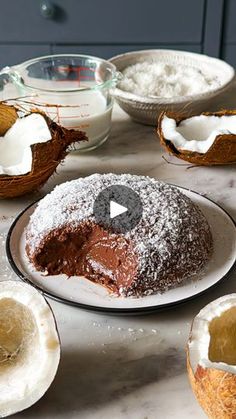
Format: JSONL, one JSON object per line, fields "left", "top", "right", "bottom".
{"left": 109, "top": 49, "right": 235, "bottom": 125}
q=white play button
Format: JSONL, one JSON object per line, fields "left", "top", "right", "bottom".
{"left": 110, "top": 200, "right": 127, "bottom": 219}
{"left": 93, "top": 184, "right": 143, "bottom": 233}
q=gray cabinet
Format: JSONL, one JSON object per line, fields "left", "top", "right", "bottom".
{"left": 0, "top": 0, "right": 235, "bottom": 68}
{"left": 52, "top": 44, "right": 202, "bottom": 60}
{"left": 0, "top": 45, "right": 50, "bottom": 67}
{"left": 0, "top": 0, "right": 204, "bottom": 43}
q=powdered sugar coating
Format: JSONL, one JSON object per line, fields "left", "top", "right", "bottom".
{"left": 26, "top": 174, "right": 212, "bottom": 296}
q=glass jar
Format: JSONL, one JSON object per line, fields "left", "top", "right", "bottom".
{"left": 0, "top": 54, "right": 121, "bottom": 152}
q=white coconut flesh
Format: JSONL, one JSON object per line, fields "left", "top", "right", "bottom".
{"left": 189, "top": 294, "right": 236, "bottom": 375}
{"left": 161, "top": 114, "right": 236, "bottom": 153}
{"left": 0, "top": 113, "right": 51, "bottom": 176}
{"left": 0, "top": 281, "right": 60, "bottom": 418}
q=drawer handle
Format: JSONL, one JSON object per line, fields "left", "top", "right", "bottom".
{"left": 40, "top": 1, "right": 55, "bottom": 19}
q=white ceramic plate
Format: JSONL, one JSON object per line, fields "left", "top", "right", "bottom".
{"left": 6, "top": 187, "right": 236, "bottom": 314}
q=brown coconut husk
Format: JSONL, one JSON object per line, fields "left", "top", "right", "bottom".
{"left": 157, "top": 110, "right": 236, "bottom": 166}
{"left": 0, "top": 104, "right": 18, "bottom": 135}
{"left": 187, "top": 348, "right": 236, "bottom": 418}
{"left": 0, "top": 103, "right": 87, "bottom": 198}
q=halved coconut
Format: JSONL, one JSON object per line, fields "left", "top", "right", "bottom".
{"left": 0, "top": 103, "right": 87, "bottom": 198}
{"left": 187, "top": 294, "right": 236, "bottom": 418}
{"left": 158, "top": 110, "right": 236, "bottom": 165}
{"left": 0, "top": 280, "right": 60, "bottom": 417}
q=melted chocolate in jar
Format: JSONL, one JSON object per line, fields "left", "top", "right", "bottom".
{"left": 35, "top": 223, "right": 137, "bottom": 294}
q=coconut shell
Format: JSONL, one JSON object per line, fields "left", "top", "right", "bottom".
{"left": 0, "top": 103, "right": 87, "bottom": 198}
{"left": 187, "top": 349, "right": 236, "bottom": 418}
{"left": 0, "top": 103, "right": 18, "bottom": 136}
{"left": 157, "top": 110, "right": 236, "bottom": 166}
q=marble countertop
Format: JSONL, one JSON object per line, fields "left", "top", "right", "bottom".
{"left": 1, "top": 85, "right": 236, "bottom": 419}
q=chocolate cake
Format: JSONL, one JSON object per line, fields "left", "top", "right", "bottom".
{"left": 25, "top": 174, "right": 213, "bottom": 297}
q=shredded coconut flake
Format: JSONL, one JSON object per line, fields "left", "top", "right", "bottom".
{"left": 119, "top": 62, "right": 220, "bottom": 98}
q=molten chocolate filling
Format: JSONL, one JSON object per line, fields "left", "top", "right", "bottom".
{"left": 32, "top": 223, "right": 138, "bottom": 294}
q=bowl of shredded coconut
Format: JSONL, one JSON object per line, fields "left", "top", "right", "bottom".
{"left": 110, "top": 49, "right": 235, "bottom": 125}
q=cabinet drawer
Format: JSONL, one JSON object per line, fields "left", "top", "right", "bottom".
{"left": 0, "top": 45, "right": 51, "bottom": 69}
{"left": 52, "top": 44, "right": 202, "bottom": 59}
{"left": 0, "top": 0, "right": 205, "bottom": 43}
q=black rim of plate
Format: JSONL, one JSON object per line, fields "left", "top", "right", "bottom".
{"left": 5, "top": 185, "right": 236, "bottom": 315}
